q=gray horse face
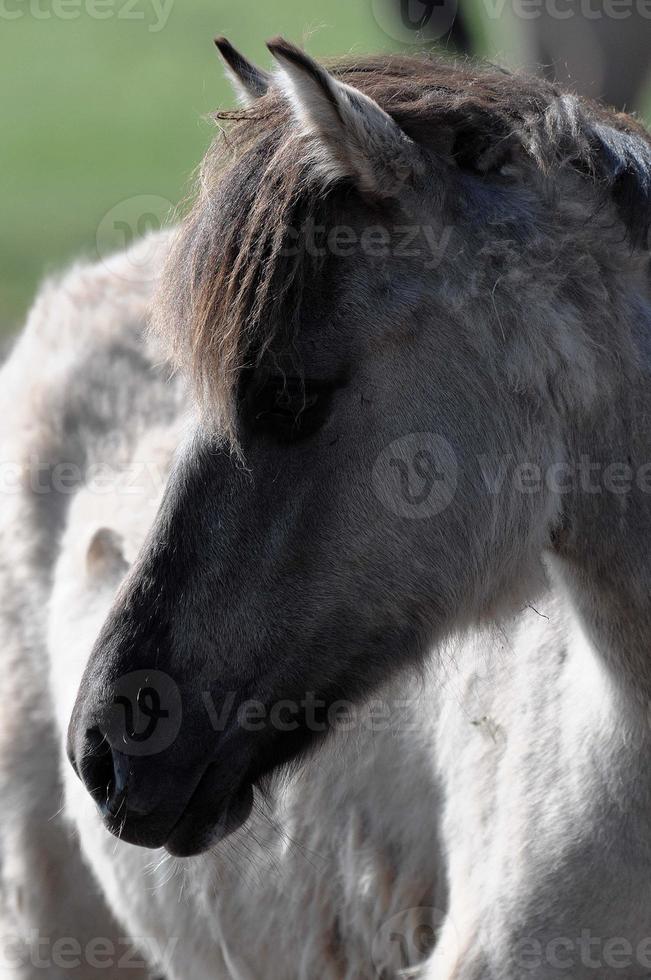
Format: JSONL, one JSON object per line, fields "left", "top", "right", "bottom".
{"left": 67, "top": 40, "right": 649, "bottom": 855}
{"left": 69, "top": 239, "right": 516, "bottom": 855}
{"left": 68, "top": 231, "right": 554, "bottom": 855}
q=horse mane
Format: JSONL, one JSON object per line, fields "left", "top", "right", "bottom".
{"left": 153, "top": 53, "right": 651, "bottom": 444}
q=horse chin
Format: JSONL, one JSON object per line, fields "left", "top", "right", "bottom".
{"left": 96, "top": 759, "right": 256, "bottom": 857}
{"left": 165, "top": 779, "right": 255, "bottom": 858}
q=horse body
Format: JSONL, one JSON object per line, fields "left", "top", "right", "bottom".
{"left": 433, "top": 590, "right": 651, "bottom": 978}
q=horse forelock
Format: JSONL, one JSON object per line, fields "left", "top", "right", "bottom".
{"left": 153, "top": 52, "right": 651, "bottom": 446}
{"left": 154, "top": 93, "right": 332, "bottom": 448}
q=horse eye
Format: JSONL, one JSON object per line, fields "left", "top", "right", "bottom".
{"left": 245, "top": 377, "right": 331, "bottom": 442}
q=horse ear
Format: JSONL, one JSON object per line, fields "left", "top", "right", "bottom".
{"left": 86, "top": 528, "right": 129, "bottom": 581}
{"left": 214, "top": 37, "right": 271, "bottom": 106}
{"left": 588, "top": 119, "right": 651, "bottom": 249}
{"left": 266, "top": 37, "right": 423, "bottom": 197}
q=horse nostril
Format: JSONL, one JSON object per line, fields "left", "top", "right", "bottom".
{"left": 78, "top": 728, "right": 129, "bottom": 820}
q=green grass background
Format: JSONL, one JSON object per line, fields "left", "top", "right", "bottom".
{"left": 1, "top": 0, "right": 649, "bottom": 335}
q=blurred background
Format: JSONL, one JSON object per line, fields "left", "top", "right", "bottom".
{"left": 1, "top": 0, "right": 650, "bottom": 337}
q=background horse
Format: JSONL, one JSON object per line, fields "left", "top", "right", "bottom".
{"left": 0, "top": 234, "right": 178, "bottom": 980}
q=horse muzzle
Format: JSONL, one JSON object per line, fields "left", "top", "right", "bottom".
{"left": 66, "top": 671, "right": 256, "bottom": 856}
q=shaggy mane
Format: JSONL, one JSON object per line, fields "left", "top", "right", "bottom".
{"left": 154, "top": 52, "right": 651, "bottom": 444}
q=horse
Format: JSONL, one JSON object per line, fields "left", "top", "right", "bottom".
{"left": 2, "top": 35, "right": 651, "bottom": 979}
{"left": 73, "top": 37, "right": 651, "bottom": 975}
{"left": 70, "top": 38, "right": 651, "bottom": 845}
{"left": 0, "top": 233, "right": 445, "bottom": 979}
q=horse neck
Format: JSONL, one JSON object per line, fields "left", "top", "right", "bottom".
{"left": 553, "top": 290, "right": 651, "bottom": 720}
